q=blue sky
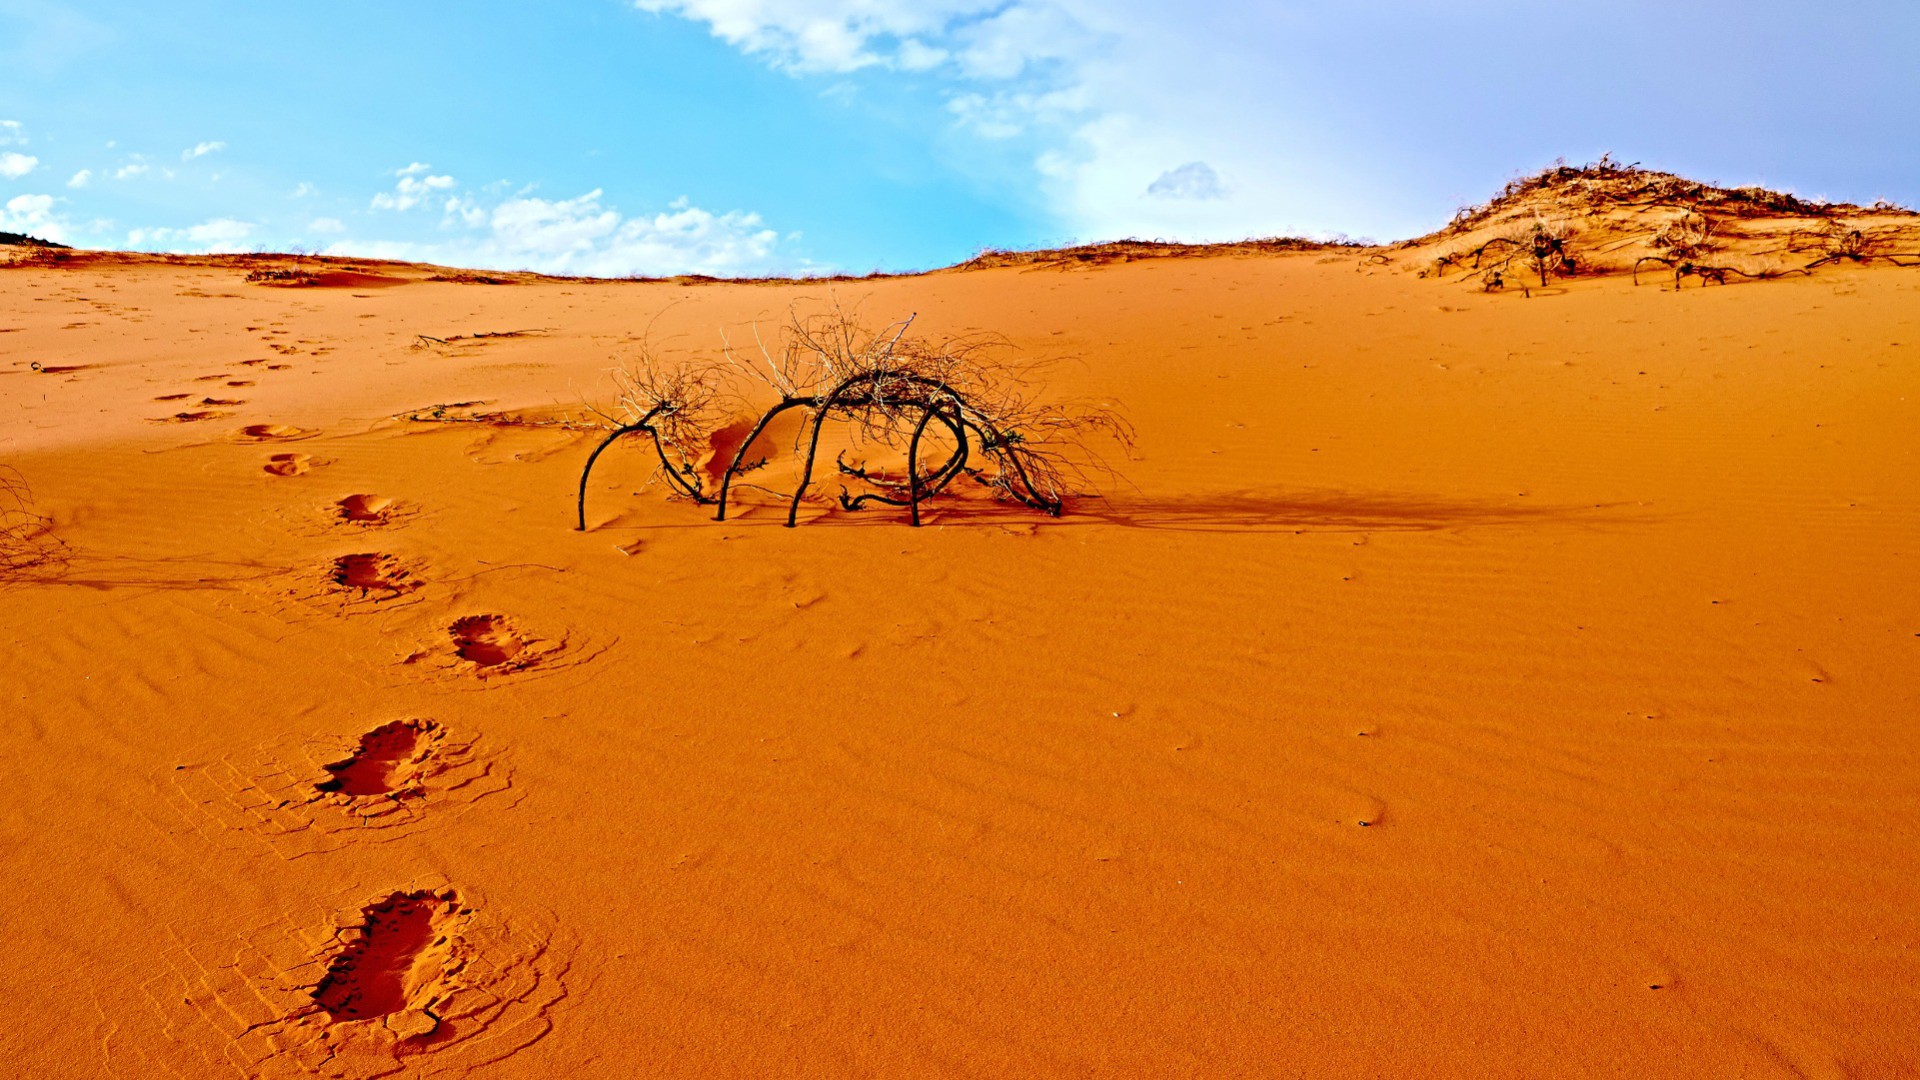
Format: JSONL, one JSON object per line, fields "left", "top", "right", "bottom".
{"left": 3, "top": 1, "right": 1916, "bottom": 275}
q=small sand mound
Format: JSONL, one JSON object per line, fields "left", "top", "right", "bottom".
{"left": 953, "top": 236, "right": 1355, "bottom": 272}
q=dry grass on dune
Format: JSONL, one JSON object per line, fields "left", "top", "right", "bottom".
{"left": 1403, "top": 155, "right": 1920, "bottom": 291}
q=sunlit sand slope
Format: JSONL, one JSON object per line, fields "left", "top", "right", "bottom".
{"left": 1, "top": 234, "right": 1916, "bottom": 1076}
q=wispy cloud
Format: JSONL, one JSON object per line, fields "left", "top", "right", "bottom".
{"left": 113, "top": 161, "right": 150, "bottom": 180}
{"left": 67, "top": 169, "right": 91, "bottom": 189}
{"left": 182, "top": 140, "right": 226, "bottom": 160}
{"left": 127, "top": 218, "right": 257, "bottom": 253}
{"left": 1146, "top": 161, "right": 1223, "bottom": 201}
{"left": 329, "top": 185, "right": 788, "bottom": 277}
{"left": 0, "top": 120, "right": 23, "bottom": 146}
{"left": 628, "top": 2, "right": 1371, "bottom": 241}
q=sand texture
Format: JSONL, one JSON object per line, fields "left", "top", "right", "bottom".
{"left": 3, "top": 182, "right": 1919, "bottom": 1076}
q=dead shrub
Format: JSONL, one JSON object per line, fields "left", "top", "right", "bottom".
{"left": 0, "top": 465, "right": 67, "bottom": 582}
{"left": 577, "top": 304, "right": 1132, "bottom": 529}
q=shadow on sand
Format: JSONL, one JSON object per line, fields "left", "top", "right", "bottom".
{"left": 693, "top": 485, "right": 1640, "bottom": 535}
{"left": 1074, "top": 487, "right": 1633, "bottom": 534}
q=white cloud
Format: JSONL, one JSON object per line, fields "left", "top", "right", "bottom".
{"left": 67, "top": 169, "right": 91, "bottom": 188}
{"left": 443, "top": 195, "right": 488, "bottom": 228}
{"left": 0, "top": 152, "right": 38, "bottom": 179}
{"left": 0, "top": 120, "right": 23, "bottom": 146}
{"left": 1146, "top": 161, "right": 1224, "bottom": 201}
{"left": 1, "top": 193, "right": 69, "bottom": 242}
{"left": 292, "top": 181, "right": 314, "bottom": 197}
{"left": 127, "top": 218, "right": 257, "bottom": 253}
{"left": 308, "top": 217, "right": 345, "bottom": 234}
{"left": 182, "top": 140, "right": 225, "bottom": 160}
{"left": 895, "top": 38, "right": 948, "bottom": 71}
{"left": 372, "top": 165, "right": 459, "bottom": 211}
{"left": 113, "top": 161, "right": 149, "bottom": 180}
{"left": 328, "top": 187, "right": 788, "bottom": 277}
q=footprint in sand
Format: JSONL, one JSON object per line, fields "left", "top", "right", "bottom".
{"left": 160, "top": 718, "right": 510, "bottom": 858}
{"left": 239, "top": 423, "right": 316, "bottom": 441}
{"left": 337, "top": 493, "right": 398, "bottom": 525}
{"left": 198, "top": 396, "right": 245, "bottom": 407}
{"left": 105, "top": 879, "right": 571, "bottom": 1076}
{"left": 448, "top": 614, "right": 529, "bottom": 670}
{"left": 155, "top": 410, "right": 225, "bottom": 423}
{"left": 264, "top": 452, "right": 312, "bottom": 476}
{"left": 311, "top": 889, "right": 468, "bottom": 1031}
{"left": 328, "top": 552, "right": 418, "bottom": 599}
{"left": 315, "top": 718, "right": 440, "bottom": 797}
{"left": 152, "top": 392, "right": 192, "bottom": 402}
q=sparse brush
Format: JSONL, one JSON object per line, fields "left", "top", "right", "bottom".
{"left": 607, "top": 347, "right": 732, "bottom": 496}
{"left": 577, "top": 301, "right": 1132, "bottom": 530}
{"left": 1438, "top": 215, "right": 1578, "bottom": 290}
{"left": 0, "top": 465, "right": 68, "bottom": 582}
{"left": 1649, "top": 212, "right": 1720, "bottom": 262}
{"left": 1791, "top": 220, "right": 1873, "bottom": 266}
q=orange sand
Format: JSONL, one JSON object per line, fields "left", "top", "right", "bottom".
{"left": 2, "top": 220, "right": 1918, "bottom": 1077}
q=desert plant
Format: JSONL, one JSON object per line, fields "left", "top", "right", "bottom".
{"left": 576, "top": 304, "right": 1131, "bottom": 530}
{"left": 0, "top": 465, "right": 67, "bottom": 582}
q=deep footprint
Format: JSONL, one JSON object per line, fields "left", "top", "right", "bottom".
{"left": 264, "top": 452, "right": 311, "bottom": 477}
{"left": 311, "top": 890, "right": 462, "bottom": 1023}
{"left": 240, "top": 423, "right": 312, "bottom": 441}
{"left": 449, "top": 615, "right": 527, "bottom": 669}
{"left": 337, "top": 494, "right": 394, "bottom": 524}
{"left": 317, "top": 718, "right": 435, "bottom": 797}
{"left": 329, "top": 552, "right": 416, "bottom": 597}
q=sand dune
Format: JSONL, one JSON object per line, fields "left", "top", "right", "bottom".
{"left": 2, "top": 169, "right": 1918, "bottom": 1076}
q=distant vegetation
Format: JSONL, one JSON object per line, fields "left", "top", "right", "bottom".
{"left": 0, "top": 231, "right": 67, "bottom": 248}
{"left": 1420, "top": 156, "right": 1920, "bottom": 292}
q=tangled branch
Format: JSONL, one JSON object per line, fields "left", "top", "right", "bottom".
{"left": 577, "top": 304, "right": 1132, "bottom": 530}
{"left": 1432, "top": 217, "right": 1579, "bottom": 290}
